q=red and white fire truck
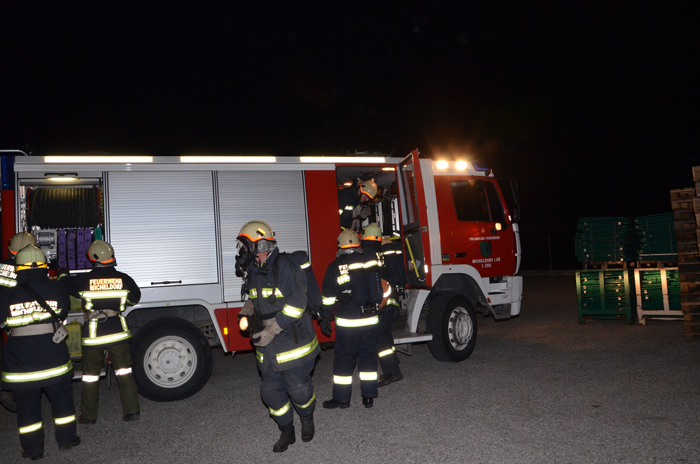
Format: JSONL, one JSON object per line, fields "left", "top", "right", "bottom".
{"left": 0, "top": 150, "right": 522, "bottom": 402}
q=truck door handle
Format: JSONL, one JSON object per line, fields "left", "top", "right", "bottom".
{"left": 151, "top": 280, "right": 182, "bottom": 285}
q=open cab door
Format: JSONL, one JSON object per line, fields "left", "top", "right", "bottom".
{"left": 398, "top": 149, "right": 431, "bottom": 287}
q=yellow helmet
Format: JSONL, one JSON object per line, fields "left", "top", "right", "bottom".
{"left": 8, "top": 232, "right": 37, "bottom": 256}
{"left": 359, "top": 180, "right": 377, "bottom": 199}
{"left": 337, "top": 230, "right": 361, "bottom": 249}
{"left": 15, "top": 245, "right": 48, "bottom": 271}
{"left": 88, "top": 240, "right": 116, "bottom": 265}
{"left": 362, "top": 223, "right": 382, "bottom": 241}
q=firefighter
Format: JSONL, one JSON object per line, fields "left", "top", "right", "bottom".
{"left": 57, "top": 240, "right": 141, "bottom": 424}
{"left": 338, "top": 179, "right": 378, "bottom": 232}
{"left": 361, "top": 223, "right": 405, "bottom": 387}
{"left": 0, "top": 232, "right": 38, "bottom": 413}
{"left": 0, "top": 245, "right": 79, "bottom": 460}
{"left": 320, "top": 229, "right": 383, "bottom": 409}
{"left": 236, "top": 220, "right": 320, "bottom": 453}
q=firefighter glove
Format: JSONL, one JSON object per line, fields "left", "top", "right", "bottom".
{"left": 252, "top": 319, "right": 283, "bottom": 347}
{"left": 319, "top": 318, "right": 332, "bottom": 337}
{"left": 238, "top": 299, "right": 254, "bottom": 319}
{"left": 359, "top": 205, "right": 371, "bottom": 219}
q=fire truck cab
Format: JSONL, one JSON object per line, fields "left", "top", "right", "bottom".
{"left": 0, "top": 150, "right": 522, "bottom": 402}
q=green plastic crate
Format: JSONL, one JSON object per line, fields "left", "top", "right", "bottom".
{"left": 576, "top": 270, "right": 633, "bottom": 324}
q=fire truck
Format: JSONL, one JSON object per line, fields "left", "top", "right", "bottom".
{"left": 0, "top": 150, "right": 522, "bottom": 402}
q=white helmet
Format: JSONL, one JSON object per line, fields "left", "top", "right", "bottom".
{"left": 237, "top": 220, "right": 277, "bottom": 254}
{"left": 15, "top": 245, "right": 48, "bottom": 272}
{"left": 8, "top": 232, "right": 37, "bottom": 256}
{"left": 359, "top": 180, "right": 377, "bottom": 199}
{"left": 88, "top": 240, "right": 116, "bottom": 265}
{"left": 337, "top": 230, "right": 361, "bottom": 249}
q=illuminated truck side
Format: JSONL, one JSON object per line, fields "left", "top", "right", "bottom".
{"left": 0, "top": 151, "right": 522, "bottom": 401}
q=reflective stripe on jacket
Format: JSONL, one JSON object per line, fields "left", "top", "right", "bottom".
{"left": 59, "top": 265, "right": 141, "bottom": 350}
{"left": 246, "top": 248, "right": 320, "bottom": 372}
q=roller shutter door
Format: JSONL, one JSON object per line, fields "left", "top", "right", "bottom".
{"left": 218, "top": 170, "right": 308, "bottom": 302}
{"left": 107, "top": 171, "right": 219, "bottom": 288}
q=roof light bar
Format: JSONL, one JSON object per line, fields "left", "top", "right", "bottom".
{"left": 180, "top": 156, "right": 277, "bottom": 163}
{"left": 300, "top": 156, "right": 386, "bottom": 164}
{"left": 45, "top": 156, "right": 153, "bottom": 163}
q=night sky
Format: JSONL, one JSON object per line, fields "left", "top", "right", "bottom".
{"left": 0, "top": 3, "right": 695, "bottom": 269}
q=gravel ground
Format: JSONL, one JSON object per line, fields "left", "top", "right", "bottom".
{"left": 1, "top": 276, "right": 699, "bottom": 464}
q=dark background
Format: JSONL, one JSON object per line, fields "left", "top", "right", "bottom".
{"left": 0, "top": 3, "right": 695, "bottom": 269}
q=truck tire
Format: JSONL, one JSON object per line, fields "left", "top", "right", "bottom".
{"left": 427, "top": 297, "right": 477, "bottom": 362}
{"left": 131, "top": 317, "right": 213, "bottom": 402}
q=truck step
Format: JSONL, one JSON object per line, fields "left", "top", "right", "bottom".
{"left": 392, "top": 330, "right": 432, "bottom": 345}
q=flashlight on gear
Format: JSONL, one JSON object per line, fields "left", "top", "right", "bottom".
{"left": 239, "top": 315, "right": 249, "bottom": 331}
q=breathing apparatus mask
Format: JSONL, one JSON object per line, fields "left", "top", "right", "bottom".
{"left": 235, "top": 237, "right": 255, "bottom": 277}
{"left": 235, "top": 236, "right": 278, "bottom": 277}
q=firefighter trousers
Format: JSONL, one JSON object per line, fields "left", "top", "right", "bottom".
{"left": 260, "top": 358, "right": 316, "bottom": 426}
{"left": 81, "top": 343, "right": 139, "bottom": 420}
{"left": 14, "top": 381, "right": 76, "bottom": 457}
{"left": 377, "top": 305, "right": 401, "bottom": 377}
{"left": 332, "top": 324, "right": 379, "bottom": 402}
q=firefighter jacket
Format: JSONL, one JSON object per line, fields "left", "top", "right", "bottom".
{"left": 0, "top": 269, "right": 73, "bottom": 391}
{"left": 337, "top": 185, "right": 360, "bottom": 230}
{"left": 59, "top": 265, "right": 141, "bottom": 351}
{"left": 287, "top": 250, "right": 323, "bottom": 315}
{"left": 320, "top": 247, "right": 384, "bottom": 324}
{"left": 381, "top": 240, "right": 408, "bottom": 289}
{"left": 0, "top": 257, "right": 17, "bottom": 291}
{"left": 245, "top": 248, "right": 320, "bottom": 373}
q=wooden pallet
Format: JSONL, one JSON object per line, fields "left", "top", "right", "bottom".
{"left": 582, "top": 261, "right": 629, "bottom": 270}
{"left": 636, "top": 260, "right": 678, "bottom": 268}
{"left": 670, "top": 187, "right": 696, "bottom": 203}
{"left": 684, "top": 320, "right": 700, "bottom": 342}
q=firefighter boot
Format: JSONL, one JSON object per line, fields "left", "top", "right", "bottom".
{"left": 273, "top": 424, "right": 296, "bottom": 452}
{"left": 300, "top": 414, "right": 315, "bottom": 442}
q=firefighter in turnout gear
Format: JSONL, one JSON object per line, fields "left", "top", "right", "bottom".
{"left": 321, "top": 229, "right": 383, "bottom": 409}
{"left": 1, "top": 232, "right": 37, "bottom": 413}
{"left": 236, "top": 220, "right": 320, "bottom": 453}
{"left": 58, "top": 240, "right": 141, "bottom": 424}
{"left": 337, "top": 179, "right": 377, "bottom": 233}
{"left": 0, "top": 245, "right": 79, "bottom": 460}
{"left": 361, "top": 224, "right": 406, "bottom": 387}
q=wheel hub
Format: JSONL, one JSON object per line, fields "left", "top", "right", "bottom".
{"left": 156, "top": 345, "right": 184, "bottom": 374}
{"left": 449, "top": 307, "right": 473, "bottom": 349}
{"left": 144, "top": 336, "right": 197, "bottom": 387}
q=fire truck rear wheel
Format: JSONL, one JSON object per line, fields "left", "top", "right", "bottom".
{"left": 427, "top": 297, "right": 477, "bottom": 362}
{"left": 131, "top": 317, "right": 213, "bottom": 402}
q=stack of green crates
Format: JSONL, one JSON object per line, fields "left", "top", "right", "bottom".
{"left": 576, "top": 270, "right": 633, "bottom": 324}
{"left": 576, "top": 217, "right": 637, "bottom": 263}
{"left": 635, "top": 213, "right": 678, "bottom": 262}
{"left": 637, "top": 268, "right": 681, "bottom": 313}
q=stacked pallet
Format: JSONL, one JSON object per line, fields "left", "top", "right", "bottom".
{"left": 635, "top": 213, "right": 677, "bottom": 263}
{"left": 576, "top": 270, "right": 633, "bottom": 324}
{"left": 671, "top": 182, "right": 700, "bottom": 341}
{"left": 575, "top": 217, "right": 637, "bottom": 264}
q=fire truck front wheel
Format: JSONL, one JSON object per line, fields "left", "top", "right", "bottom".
{"left": 427, "top": 297, "right": 477, "bottom": 362}
{"left": 131, "top": 317, "right": 213, "bottom": 402}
